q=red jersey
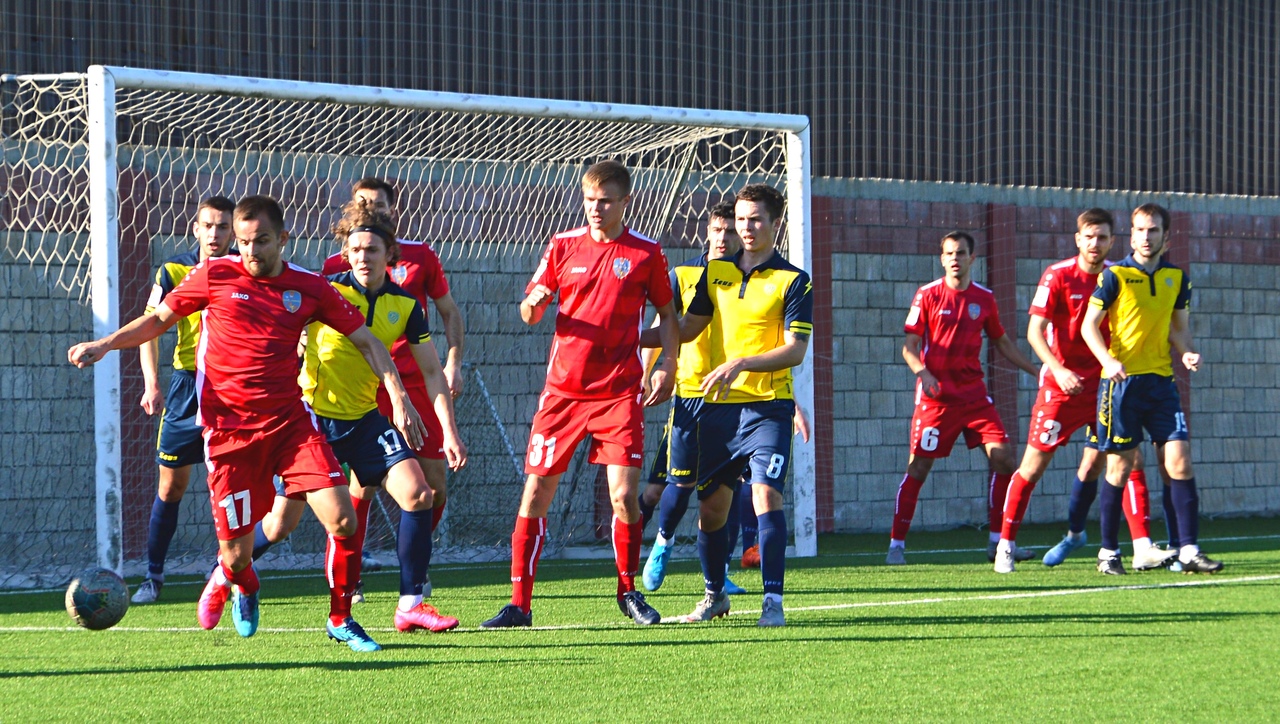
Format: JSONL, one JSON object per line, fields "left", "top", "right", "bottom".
{"left": 1028, "top": 257, "right": 1112, "bottom": 392}
{"left": 904, "top": 279, "right": 1006, "bottom": 404}
{"left": 527, "top": 226, "right": 673, "bottom": 399}
{"left": 323, "top": 240, "right": 450, "bottom": 387}
{"left": 163, "top": 256, "right": 365, "bottom": 430}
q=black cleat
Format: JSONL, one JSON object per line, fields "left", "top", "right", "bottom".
{"left": 1180, "top": 553, "right": 1224, "bottom": 574}
{"left": 1097, "top": 555, "right": 1127, "bottom": 576}
{"left": 480, "top": 604, "right": 532, "bottom": 628}
{"left": 619, "top": 590, "right": 661, "bottom": 625}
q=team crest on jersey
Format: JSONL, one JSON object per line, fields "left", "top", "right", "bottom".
{"left": 391, "top": 265, "right": 408, "bottom": 285}
{"left": 282, "top": 290, "right": 302, "bottom": 313}
{"left": 612, "top": 258, "right": 632, "bottom": 279}
{"left": 967, "top": 302, "right": 981, "bottom": 320}
{"left": 388, "top": 311, "right": 400, "bottom": 324}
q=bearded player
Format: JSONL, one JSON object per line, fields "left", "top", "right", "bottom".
{"left": 69, "top": 195, "right": 425, "bottom": 646}
{"left": 995, "top": 208, "right": 1176, "bottom": 573}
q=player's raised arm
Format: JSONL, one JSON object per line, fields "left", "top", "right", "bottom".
{"left": 347, "top": 325, "right": 427, "bottom": 450}
{"left": 991, "top": 333, "right": 1039, "bottom": 377}
{"left": 902, "top": 332, "right": 941, "bottom": 399}
{"left": 69, "top": 305, "right": 181, "bottom": 368}
{"left": 1027, "top": 314, "right": 1082, "bottom": 395}
{"left": 409, "top": 340, "right": 468, "bottom": 470}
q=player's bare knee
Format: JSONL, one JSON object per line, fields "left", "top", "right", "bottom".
{"left": 157, "top": 465, "right": 192, "bottom": 502}
{"left": 906, "top": 456, "right": 934, "bottom": 480}
{"left": 641, "top": 483, "right": 663, "bottom": 508}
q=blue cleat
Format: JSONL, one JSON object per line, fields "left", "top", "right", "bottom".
{"left": 642, "top": 539, "right": 673, "bottom": 592}
{"left": 723, "top": 565, "right": 747, "bottom": 595}
{"left": 230, "top": 587, "right": 259, "bottom": 638}
{"left": 327, "top": 617, "right": 382, "bottom": 652}
{"left": 1042, "top": 532, "right": 1087, "bottom": 567}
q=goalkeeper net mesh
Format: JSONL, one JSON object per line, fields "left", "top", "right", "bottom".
{"left": 0, "top": 71, "right": 800, "bottom": 587}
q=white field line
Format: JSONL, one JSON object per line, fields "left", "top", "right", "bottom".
{"left": 4, "top": 532, "right": 1277, "bottom": 598}
{"left": 2, "top": 574, "right": 1276, "bottom": 634}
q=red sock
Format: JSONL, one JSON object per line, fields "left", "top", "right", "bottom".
{"left": 221, "top": 559, "right": 260, "bottom": 595}
{"left": 988, "top": 472, "right": 1012, "bottom": 533}
{"left": 1000, "top": 472, "right": 1036, "bottom": 542}
{"left": 352, "top": 495, "right": 372, "bottom": 554}
{"left": 612, "top": 515, "right": 641, "bottom": 597}
{"left": 326, "top": 532, "right": 362, "bottom": 626}
{"left": 1123, "top": 469, "right": 1152, "bottom": 540}
{"left": 431, "top": 502, "right": 446, "bottom": 532}
{"left": 890, "top": 474, "right": 925, "bottom": 541}
{"left": 510, "top": 516, "right": 546, "bottom": 614}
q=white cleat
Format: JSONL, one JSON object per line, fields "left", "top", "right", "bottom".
{"left": 885, "top": 547, "right": 907, "bottom": 566}
{"left": 1132, "top": 545, "right": 1178, "bottom": 571}
{"left": 993, "top": 544, "right": 1016, "bottom": 574}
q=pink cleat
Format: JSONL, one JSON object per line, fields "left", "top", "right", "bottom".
{"left": 394, "top": 602, "right": 460, "bottom": 633}
{"left": 198, "top": 575, "right": 231, "bottom": 630}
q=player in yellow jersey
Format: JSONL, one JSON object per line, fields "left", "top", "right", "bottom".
{"left": 642, "top": 184, "right": 812, "bottom": 627}
{"left": 1082, "top": 203, "right": 1222, "bottom": 574}
{"left": 255, "top": 201, "right": 468, "bottom": 644}
{"left": 133, "top": 196, "right": 235, "bottom": 604}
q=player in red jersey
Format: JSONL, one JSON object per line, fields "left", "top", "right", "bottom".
{"left": 887, "top": 231, "right": 1039, "bottom": 565}
{"left": 996, "top": 209, "right": 1174, "bottom": 573}
{"left": 322, "top": 177, "right": 465, "bottom": 596}
{"left": 481, "top": 160, "right": 680, "bottom": 628}
{"left": 68, "top": 196, "right": 424, "bottom": 649}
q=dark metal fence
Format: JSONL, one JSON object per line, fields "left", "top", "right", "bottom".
{"left": 3, "top": 0, "right": 1278, "bottom": 194}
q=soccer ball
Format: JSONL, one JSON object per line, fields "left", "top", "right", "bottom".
{"left": 65, "top": 568, "right": 130, "bottom": 630}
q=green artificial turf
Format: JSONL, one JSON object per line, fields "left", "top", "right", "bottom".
{"left": 2, "top": 517, "right": 1277, "bottom": 722}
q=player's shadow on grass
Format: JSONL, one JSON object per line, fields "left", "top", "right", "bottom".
{"left": 0, "top": 655, "right": 584, "bottom": 680}
{"left": 800, "top": 609, "right": 1267, "bottom": 629}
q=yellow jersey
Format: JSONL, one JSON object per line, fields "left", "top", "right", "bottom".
{"left": 1089, "top": 255, "right": 1191, "bottom": 377}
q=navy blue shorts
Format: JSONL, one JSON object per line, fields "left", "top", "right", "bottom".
{"left": 315, "top": 409, "right": 417, "bottom": 487}
{"left": 648, "top": 427, "right": 670, "bottom": 485}
{"left": 156, "top": 369, "right": 204, "bottom": 468}
{"left": 668, "top": 397, "right": 793, "bottom": 500}
{"left": 1096, "top": 373, "right": 1189, "bottom": 452}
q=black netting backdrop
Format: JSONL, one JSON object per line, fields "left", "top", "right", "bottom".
{"left": 3, "top": 0, "right": 1279, "bottom": 195}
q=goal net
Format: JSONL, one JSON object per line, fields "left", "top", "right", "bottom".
{"left": 0, "top": 66, "right": 813, "bottom": 587}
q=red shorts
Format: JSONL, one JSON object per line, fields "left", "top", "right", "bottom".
{"left": 525, "top": 390, "right": 644, "bottom": 476}
{"left": 910, "top": 396, "right": 1008, "bottom": 458}
{"left": 377, "top": 382, "right": 445, "bottom": 460}
{"left": 203, "top": 407, "right": 345, "bottom": 541}
{"left": 1026, "top": 383, "right": 1098, "bottom": 452}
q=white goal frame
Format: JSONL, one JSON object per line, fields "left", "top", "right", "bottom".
{"left": 82, "top": 64, "right": 816, "bottom": 573}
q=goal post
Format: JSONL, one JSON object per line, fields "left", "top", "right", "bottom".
{"left": 0, "top": 65, "right": 814, "bottom": 586}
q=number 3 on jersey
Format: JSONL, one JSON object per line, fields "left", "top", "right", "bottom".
{"left": 218, "top": 490, "right": 251, "bottom": 530}
{"left": 528, "top": 434, "right": 558, "bottom": 468}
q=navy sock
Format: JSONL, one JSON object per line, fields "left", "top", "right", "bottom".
{"left": 725, "top": 483, "right": 742, "bottom": 562}
{"left": 639, "top": 495, "right": 657, "bottom": 532}
{"left": 1067, "top": 476, "right": 1098, "bottom": 534}
{"left": 1161, "top": 482, "right": 1182, "bottom": 547}
{"left": 1098, "top": 482, "right": 1124, "bottom": 552}
{"left": 1168, "top": 478, "right": 1199, "bottom": 547}
{"left": 146, "top": 495, "right": 181, "bottom": 579}
{"left": 398, "top": 509, "right": 434, "bottom": 597}
{"left": 758, "top": 510, "right": 787, "bottom": 597}
{"left": 697, "top": 525, "right": 730, "bottom": 594}
{"left": 657, "top": 484, "right": 694, "bottom": 540}
{"left": 739, "top": 490, "right": 759, "bottom": 550}
{"left": 251, "top": 521, "right": 274, "bottom": 561}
